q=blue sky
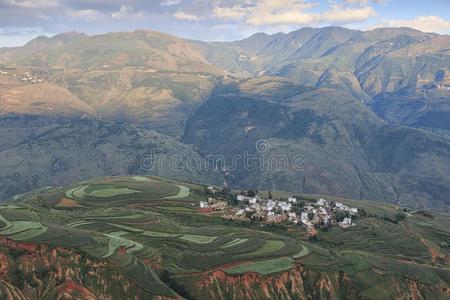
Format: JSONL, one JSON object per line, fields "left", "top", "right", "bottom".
{"left": 0, "top": 0, "right": 449, "bottom": 47}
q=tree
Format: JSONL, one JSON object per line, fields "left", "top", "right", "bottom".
{"left": 268, "top": 190, "right": 273, "bottom": 200}
{"left": 358, "top": 208, "right": 367, "bottom": 217}
{"left": 221, "top": 185, "right": 230, "bottom": 198}
{"left": 308, "top": 212, "right": 314, "bottom": 221}
{"left": 292, "top": 200, "right": 304, "bottom": 213}
{"left": 394, "top": 212, "right": 406, "bottom": 223}
{"left": 335, "top": 210, "right": 349, "bottom": 222}
{"left": 247, "top": 190, "right": 257, "bottom": 197}
{"left": 228, "top": 194, "right": 238, "bottom": 205}
{"left": 318, "top": 221, "right": 332, "bottom": 232}
{"left": 274, "top": 206, "right": 283, "bottom": 215}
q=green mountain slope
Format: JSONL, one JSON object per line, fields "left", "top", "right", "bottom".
{"left": 0, "top": 176, "right": 448, "bottom": 299}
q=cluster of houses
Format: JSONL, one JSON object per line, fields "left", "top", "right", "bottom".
{"left": 199, "top": 188, "right": 229, "bottom": 213}
{"left": 230, "top": 194, "right": 359, "bottom": 229}
{"left": 21, "top": 72, "right": 45, "bottom": 83}
{"left": 436, "top": 83, "right": 450, "bottom": 90}
{"left": 198, "top": 187, "right": 360, "bottom": 231}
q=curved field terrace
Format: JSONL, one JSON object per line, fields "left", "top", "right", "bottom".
{"left": 0, "top": 176, "right": 449, "bottom": 299}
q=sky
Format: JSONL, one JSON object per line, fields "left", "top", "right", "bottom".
{"left": 0, "top": 0, "right": 449, "bottom": 47}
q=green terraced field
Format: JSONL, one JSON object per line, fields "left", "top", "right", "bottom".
{"left": 179, "top": 234, "right": 217, "bottom": 244}
{"left": 222, "top": 238, "right": 248, "bottom": 248}
{"left": 88, "top": 186, "right": 141, "bottom": 198}
{"left": 131, "top": 176, "right": 152, "bottom": 182}
{"left": 224, "top": 257, "right": 294, "bottom": 275}
{"left": 0, "top": 213, "right": 48, "bottom": 240}
{"left": 64, "top": 177, "right": 187, "bottom": 205}
{"left": 103, "top": 232, "right": 144, "bottom": 258}
{"left": 293, "top": 245, "right": 310, "bottom": 259}
{"left": 251, "top": 240, "right": 286, "bottom": 256}
{"left": 164, "top": 185, "right": 190, "bottom": 199}
{"left": 0, "top": 176, "right": 449, "bottom": 300}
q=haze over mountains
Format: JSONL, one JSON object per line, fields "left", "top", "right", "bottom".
{"left": 1, "top": 26, "right": 450, "bottom": 211}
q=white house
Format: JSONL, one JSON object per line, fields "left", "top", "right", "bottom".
{"left": 316, "top": 198, "right": 327, "bottom": 206}
{"left": 341, "top": 217, "right": 352, "bottom": 226}
{"left": 249, "top": 197, "right": 258, "bottom": 204}
{"left": 279, "top": 201, "right": 291, "bottom": 211}
{"left": 288, "top": 212, "right": 297, "bottom": 222}
{"left": 350, "top": 208, "right": 358, "bottom": 215}
{"left": 250, "top": 203, "right": 261, "bottom": 211}
{"left": 237, "top": 195, "right": 248, "bottom": 201}
{"left": 335, "top": 202, "right": 343, "bottom": 208}
{"left": 199, "top": 201, "right": 209, "bottom": 208}
{"left": 288, "top": 197, "right": 297, "bottom": 203}
{"left": 236, "top": 209, "right": 245, "bottom": 216}
{"left": 266, "top": 200, "right": 276, "bottom": 211}
{"left": 304, "top": 205, "right": 314, "bottom": 211}
{"left": 301, "top": 212, "right": 309, "bottom": 221}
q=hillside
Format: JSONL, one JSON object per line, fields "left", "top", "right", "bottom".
{"left": 0, "top": 117, "right": 222, "bottom": 200}
{"left": 0, "top": 176, "right": 448, "bottom": 299}
{"left": 183, "top": 78, "right": 450, "bottom": 211}
{"left": 204, "top": 27, "right": 450, "bottom": 134}
{"left": 0, "top": 26, "right": 449, "bottom": 211}
{"left": 0, "top": 30, "right": 223, "bottom": 136}
{"left": 2, "top": 27, "right": 449, "bottom": 135}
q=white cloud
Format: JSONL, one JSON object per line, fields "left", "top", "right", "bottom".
{"left": 210, "top": 0, "right": 376, "bottom": 27}
{"left": 319, "top": 5, "right": 376, "bottom": 24}
{"left": 68, "top": 9, "right": 99, "bottom": 21}
{"left": 345, "top": 0, "right": 388, "bottom": 5}
{"left": 9, "top": 0, "right": 58, "bottom": 8}
{"left": 382, "top": 16, "right": 450, "bottom": 34}
{"left": 161, "top": 0, "right": 182, "bottom": 6}
{"left": 112, "top": 5, "right": 142, "bottom": 20}
{"left": 345, "top": 0, "right": 369, "bottom": 5}
{"left": 212, "top": 5, "right": 247, "bottom": 20}
{"left": 173, "top": 11, "right": 201, "bottom": 21}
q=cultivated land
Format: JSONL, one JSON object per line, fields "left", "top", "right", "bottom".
{"left": 0, "top": 176, "right": 449, "bottom": 299}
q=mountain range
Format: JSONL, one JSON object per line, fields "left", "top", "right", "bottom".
{"left": 0, "top": 26, "right": 449, "bottom": 211}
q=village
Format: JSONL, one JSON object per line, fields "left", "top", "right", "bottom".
{"left": 200, "top": 187, "right": 359, "bottom": 232}
{"left": 20, "top": 71, "right": 46, "bottom": 83}
{"left": 0, "top": 68, "right": 46, "bottom": 84}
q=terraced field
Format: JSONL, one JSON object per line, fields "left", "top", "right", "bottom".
{"left": 63, "top": 177, "right": 192, "bottom": 206}
{"left": 225, "top": 257, "right": 294, "bottom": 275}
{"left": 0, "top": 176, "right": 449, "bottom": 299}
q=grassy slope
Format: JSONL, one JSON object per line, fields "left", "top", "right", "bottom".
{"left": 0, "top": 176, "right": 448, "bottom": 299}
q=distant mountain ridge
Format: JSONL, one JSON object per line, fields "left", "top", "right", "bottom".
{"left": 0, "top": 26, "right": 449, "bottom": 210}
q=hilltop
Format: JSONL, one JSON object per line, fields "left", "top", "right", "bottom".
{"left": 0, "top": 176, "right": 449, "bottom": 299}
